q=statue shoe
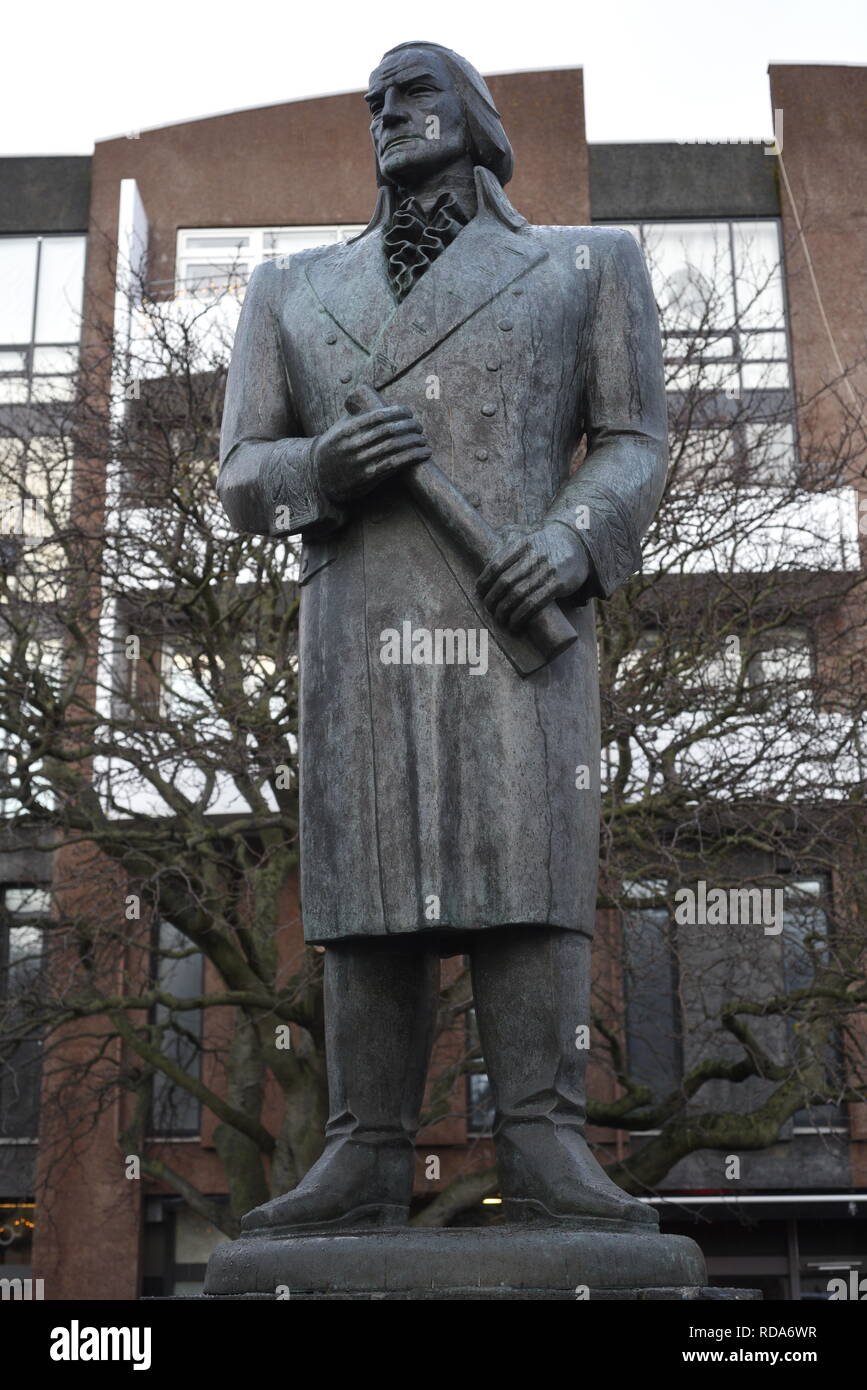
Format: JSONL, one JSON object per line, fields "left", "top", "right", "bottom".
{"left": 495, "top": 1121, "right": 659, "bottom": 1229}
{"left": 240, "top": 1135, "right": 413, "bottom": 1236}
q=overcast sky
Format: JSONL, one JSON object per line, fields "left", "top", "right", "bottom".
{"left": 5, "top": 0, "right": 867, "bottom": 155}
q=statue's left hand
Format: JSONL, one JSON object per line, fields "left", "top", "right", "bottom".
{"left": 476, "top": 523, "right": 590, "bottom": 633}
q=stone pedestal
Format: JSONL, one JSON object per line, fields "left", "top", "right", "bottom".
{"left": 204, "top": 1223, "right": 714, "bottom": 1301}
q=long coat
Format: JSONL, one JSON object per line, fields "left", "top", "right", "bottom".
{"left": 218, "top": 167, "right": 668, "bottom": 944}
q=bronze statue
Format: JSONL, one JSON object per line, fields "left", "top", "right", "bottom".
{"left": 217, "top": 41, "right": 668, "bottom": 1236}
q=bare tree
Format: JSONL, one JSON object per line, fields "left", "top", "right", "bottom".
{"left": 1, "top": 222, "right": 866, "bottom": 1243}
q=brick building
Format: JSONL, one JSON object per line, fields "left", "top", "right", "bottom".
{"left": 1, "top": 62, "right": 866, "bottom": 1300}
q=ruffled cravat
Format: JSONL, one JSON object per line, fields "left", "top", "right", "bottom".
{"left": 383, "top": 190, "right": 470, "bottom": 303}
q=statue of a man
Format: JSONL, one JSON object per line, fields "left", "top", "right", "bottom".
{"left": 218, "top": 41, "right": 668, "bottom": 1234}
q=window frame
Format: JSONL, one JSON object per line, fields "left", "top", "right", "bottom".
{"left": 0, "top": 884, "right": 51, "bottom": 1143}
{"left": 621, "top": 878, "right": 683, "bottom": 1121}
{"left": 596, "top": 217, "right": 798, "bottom": 481}
{"left": 174, "top": 224, "right": 366, "bottom": 298}
{"left": 147, "top": 917, "right": 204, "bottom": 1140}
{"left": 0, "top": 233, "right": 85, "bottom": 406}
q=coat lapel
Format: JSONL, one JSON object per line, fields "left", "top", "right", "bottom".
{"left": 304, "top": 167, "right": 549, "bottom": 388}
{"left": 303, "top": 222, "right": 395, "bottom": 357}
{"left": 371, "top": 215, "right": 548, "bottom": 388}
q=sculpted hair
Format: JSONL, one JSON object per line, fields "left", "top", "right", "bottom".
{"left": 374, "top": 41, "right": 514, "bottom": 187}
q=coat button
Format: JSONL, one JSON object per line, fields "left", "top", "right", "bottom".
{"left": 486, "top": 360, "right": 500, "bottom": 371}
{"left": 339, "top": 371, "right": 352, "bottom": 383}
{"left": 475, "top": 448, "right": 489, "bottom": 461}
{"left": 498, "top": 318, "right": 513, "bottom": 332}
{"left": 467, "top": 491, "right": 482, "bottom": 507}
{"left": 325, "top": 333, "right": 338, "bottom": 345}
{"left": 481, "top": 404, "right": 496, "bottom": 417}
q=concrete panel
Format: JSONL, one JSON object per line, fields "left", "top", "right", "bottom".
{"left": 0, "top": 157, "right": 91, "bottom": 233}
{"left": 590, "top": 143, "right": 779, "bottom": 221}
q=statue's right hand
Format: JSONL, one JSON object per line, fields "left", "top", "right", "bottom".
{"left": 312, "top": 405, "right": 432, "bottom": 505}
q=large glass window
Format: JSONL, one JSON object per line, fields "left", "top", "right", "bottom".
{"left": 175, "top": 225, "right": 365, "bottom": 298}
{"left": 148, "top": 919, "right": 203, "bottom": 1137}
{"left": 0, "top": 435, "right": 72, "bottom": 545}
{"left": 622, "top": 880, "right": 682, "bottom": 1104}
{"left": 606, "top": 220, "right": 795, "bottom": 482}
{"left": 638, "top": 220, "right": 790, "bottom": 400}
{"left": 0, "top": 886, "right": 50, "bottom": 1140}
{"left": 0, "top": 236, "right": 85, "bottom": 405}
{"left": 781, "top": 880, "right": 845, "bottom": 1133}
{"left": 621, "top": 875, "right": 842, "bottom": 1134}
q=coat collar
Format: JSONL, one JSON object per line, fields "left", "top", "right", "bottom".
{"left": 304, "top": 167, "right": 547, "bottom": 390}
{"left": 355, "top": 165, "right": 528, "bottom": 237}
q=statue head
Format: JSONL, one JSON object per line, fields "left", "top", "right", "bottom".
{"left": 365, "top": 42, "right": 514, "bottom": 191}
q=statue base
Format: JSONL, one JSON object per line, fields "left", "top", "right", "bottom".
{"left": 203, "top": 1223, "right": 722, "bottom": 1300}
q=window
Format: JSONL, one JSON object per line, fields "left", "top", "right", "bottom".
{"left": 0, "top": 636, "right": 65, "bottom": 815}
{"left": 465, "top": 1006, "right": 494, "bottom": 1134}
{"left": 640, "top": 221, "right": 789, "bottom": 398}
{"left": 781, "top": 879, "right": 844, "bottom": 1133}
{"left": 0, "top": 236, "right": 85, "bottom": 404}
{"left": 673, "top": 420, "right": 796, "bottom": 486}
{"left": 159, "top": 643, "right": 210, "bottom": 721}
{"left": 622, "top": 880, "right": 682, "bottom": 1106}
{"left": 141, "top": 1197, "right": 230, "bottom": 1296}
{"left": 621, "top": 874, "right": 843, "bottom": 1136}
{"left": 606, "top": 221, "right": 795, "bottom": 482}
{"left": 684, "top": 626, "right": 812, "bottom": 704}
{"left": 613, "top": 628, "right": 661, "bottom": 686}
{"left": 158, "top": 637, "right": 286, "bottom": 728}
{"left": 746, "top": 627, "right": 813, "bottom": 710}
{"left": 0, "top": 886, "right": 50, "bottom": 1140}
{"left": 0, "top": 436, "right": 72, "bottom": 544}
{"left": 148, "top": 920, "right": 203, "bottom": 1137}
{"left": 175, "top": 225, "right": 366, "bottom": 297}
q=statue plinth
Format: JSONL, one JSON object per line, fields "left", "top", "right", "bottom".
{"left": 204, "top": 1223, "right": 717, "bottom": 1301}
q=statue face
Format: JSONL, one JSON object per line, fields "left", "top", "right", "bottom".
{"left": 365, "top": 48, "right": 469, "bottom": 187}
